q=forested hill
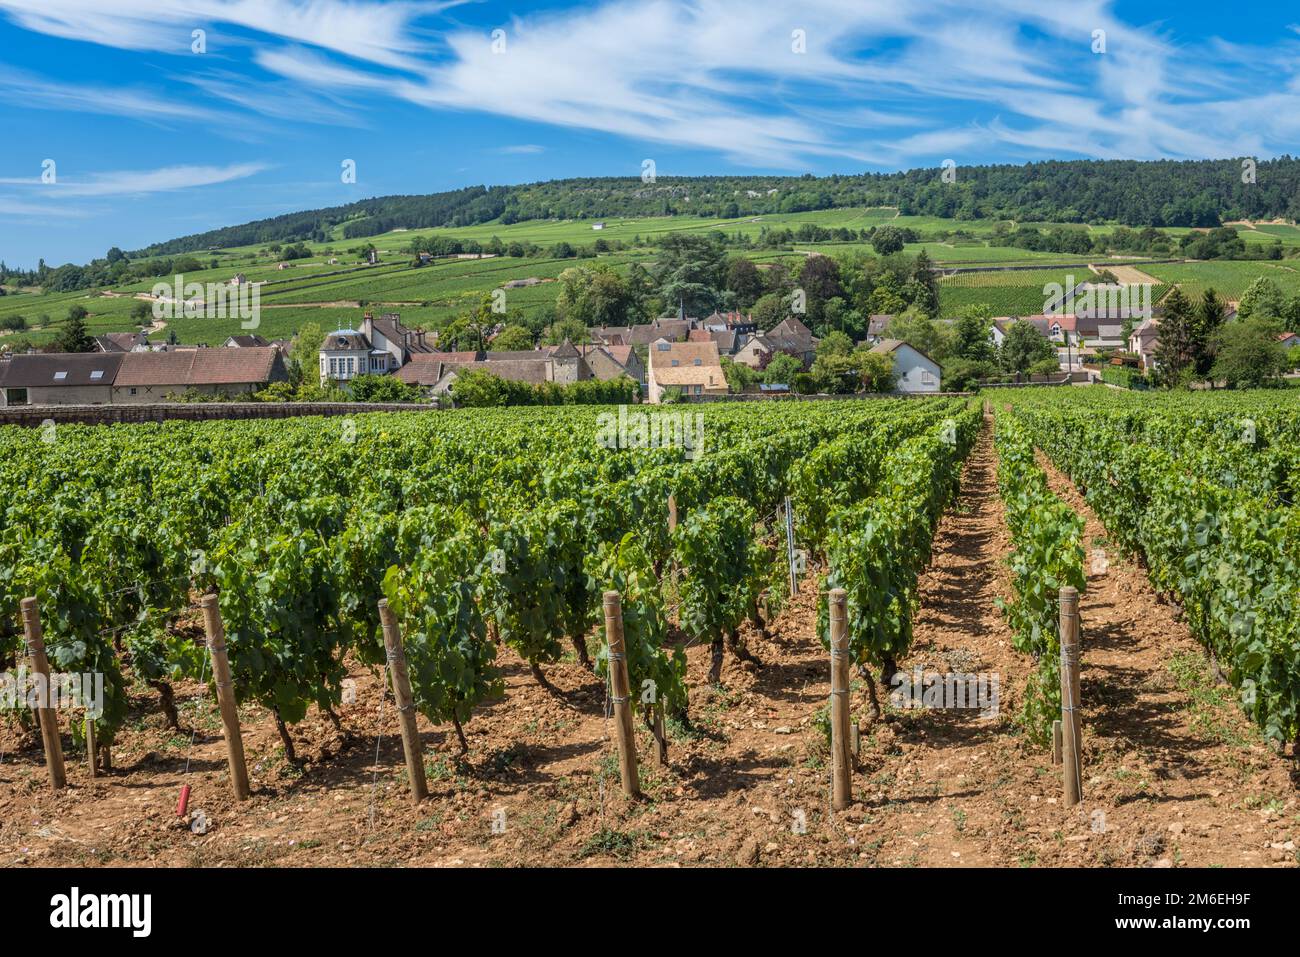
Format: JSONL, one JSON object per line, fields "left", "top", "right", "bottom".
{"left": 133, "top": 156, "right": 1300, "bottom": 256}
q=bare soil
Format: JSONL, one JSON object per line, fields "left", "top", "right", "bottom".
{"left": 1, "top": 422, "right": 1295, "bottom": 868}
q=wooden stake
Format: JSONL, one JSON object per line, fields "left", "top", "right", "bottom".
{"left": 1059, "top": 586, "right": 1082, "bottom": 806}
{"left": 850, "top": 722, "right": 861, "bottom": 761}
{"left": 20, "top": 598, "right": 66, "bottom": 791}
{"left": 666, "top": 494, "right": 677, "bottom": 533}
{"left": 784, "top": 496, "right": 798, "bottom": 596}
{"left": 378, "top": 599, "right": 427, "bottom": 803}
{"left": 201, "top": 594, "right": 250, "bottom": 801}
{"left": 654, "top": 703, "right": 668, "bottom": 767}
{"left": 829, "top": 588, "right": 852, "bottom": 810}
{"left": 1051, "top": 719, "right": 1062, "bottom": 765}
{"left": 85, "top": 712, "right": 97, "bottom": 779}
{"left": 602, "top": 591, "right": 640, "bottom": 799}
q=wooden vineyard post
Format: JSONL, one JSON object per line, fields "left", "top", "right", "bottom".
{"left": 200, "top": 594, "right": 250, "bottom": 800}
{"left": 667, "top": 494, "right": 677, "bottom": 534}
{"left": 1058, "top": 586, "right": 1082, "bottom": 806}
{"left": 20, "top": 598, "right": 66, "bottom": 791}
{"left": 602, "top": 591, "right": 641, "bottom": 799}
{"left": 654, "top": 705, "right": 668, "bottom": 767}
{"left": 85, "top": 712, "right": 97, "bottom": 778}
{"left": 784, "top": 496, "right": 798, "bottom": 596}
{"left": 829, "top": 588, "right": 852, "bottom": 811}
{"left": 378, "top": 599, "right": 427, "bottom": 803}
{"left": 1052, "top": 720, "right": 1062, "bottom": 765}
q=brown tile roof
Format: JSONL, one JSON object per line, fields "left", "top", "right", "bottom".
{"left": 649, "top": 341, "right": 725, "bottom": 388}
{"left": 116, "top": 347, "right": 284, "bottom": 387}
{"left": 438, "top": 360, "right": 549, "bottom": 385}
{"left": 484, "top": 348, "right": 554, "bottom": 361}
{"left": 0, "top": 352, "right": 123, "bottom": 388}
{"left": 395, "top": 355, "right": 458, "bottom": 386}
{"left": 603, "top": 344, "right": 635, "bottom": 366}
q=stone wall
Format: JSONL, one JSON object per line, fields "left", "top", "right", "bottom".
{"left": 0, "top": 402, "right": 438, "bottom": 428}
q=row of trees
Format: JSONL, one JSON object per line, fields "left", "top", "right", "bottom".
{"left": 1153, "top": 280, "right": 1296, "bottom": 389}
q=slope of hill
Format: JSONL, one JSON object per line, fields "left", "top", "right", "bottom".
{"left": 131, "top": 157, "right": 1300, "bottom": 258}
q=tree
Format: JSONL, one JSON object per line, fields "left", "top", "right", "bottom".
{"left": 725, "top": 257, "right": 764, "bottom": 309}
{"left": 555, "top": 264, "right": 637, "bottom": 327}
{"left": 55, "top": 306, "right": 93, "bottom": 352}
{"left": 999, "top": 320, "right": 1057, "bottom": 373}
{"left": 290, "top": 322, "right": 325, "bottom": 384}
{"left": 953, "top": 305, "right": 996, "bottom": 363}
{"left": 907, "top": 249, "right": 940, "bottom": 317}
{"left": 762, "top": 352, "right": 803, "bottom": 385}
{"left": 1237, "top": 277, "right": 1287, "bottom": 324}
{"left": 810, "top": 352, "right": 858, "bottom": 393}
{"left": 489, "top": 324, "right": 534, "bottom": 351}
{"left": 1189, "top": 287, "right": 1227, "bottom": 377}
{"left": 720, "top": 356, "right": 759, "bottom": 392}
{"left": 544, "top": 318, "right": 589, "bottom": 345}
{"left": 887, "top": 307, "right": 954, "bottom": 363}
{"left": 130, "top": 300, "right": 153, "bottom": 326}
{"left": 751, "top": 292, "right": 788, "bottom": 332}
{"left": 858, "top": 350, "right": 897, "bottom": 393}
{"left": 815, "top": 329, "right": 853, "bottom": 358}
{"left": 871, "top": 226, "right": 905, "bottom": 256}
{"left": 1152, "top": 287, "right": 1195, "bottom": 387}
{"left": 796, "top": 254, "right": 844, "bottom": 323}
{"left": 1211, "top": 319, "right": 1288, "bottom": 388}
{"left": 348, "top": 373, "right": 421, "bottom": 403}
{"left": 654, "top": 232, "right": 728, "bottom": 317}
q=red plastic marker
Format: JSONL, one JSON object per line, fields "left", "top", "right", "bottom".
{"left": 177, "top": 784, "right": 191, "bottom": 817}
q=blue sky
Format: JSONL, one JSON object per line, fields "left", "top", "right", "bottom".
{"left": 1, "top": 0, "right": 1298, "bottom": 268}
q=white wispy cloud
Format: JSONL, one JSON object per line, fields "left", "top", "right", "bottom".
{"left": 0, "top": 0, "right": 446, "bottom": 69}
{"left": 5, "top": 0, "right": 1300, "bottom": 169}
{"left": 0, "top": 162, "right": 269, "bottom": 197}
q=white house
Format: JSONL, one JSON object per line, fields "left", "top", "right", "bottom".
{"left": 870, "top": 339, "right": 941, "bottom": 393}
{"left": 319, "top": 312, "right": 433, "bottom": 385}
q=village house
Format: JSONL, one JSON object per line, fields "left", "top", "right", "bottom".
{"left": 646, "top": 339, "right": 728, "bottom": 403}
{"left": 870, "top": 339, "right": 941, "bottom": 393}
{"left": 112, "top": 347, "right": 288, "bottom": 402}
{"left": 0, "top": 347, "right": 287, "bottom": 405}
{"left": 223, "top": 334, "right": 270, "bottom": 348}
{"left": 733, "top": 316, "right": 819, "bottom": 368}
{"left": 864, "top": 314, "right": 894, "bottom": 344}
{"left": 0, "top": 353, "right": 122, "bottom": 406}
{"left": 1129, "top": 318, "right": 1160, "bottom": 372}
{"left": 397, "top": 340, "right": 608, "bottom": 397}
{"left": 589, "top": 317, "right": 697, "bottom": 347}
{"left": 319, "top": 312, "right": 433, "bottom": 385}
{"left": 93, "top": 331, "right": 152, "bottom": 353}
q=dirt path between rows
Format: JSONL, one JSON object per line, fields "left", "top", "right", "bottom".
{"left": 0, "top": 421, "right": 1295, "bottom": 867}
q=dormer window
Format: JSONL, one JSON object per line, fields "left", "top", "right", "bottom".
{"left": 671, "top": 359, "right": 679, "bottom": 367}
{"left": 693, "top": 359, "right": 701, "bottom": 366}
